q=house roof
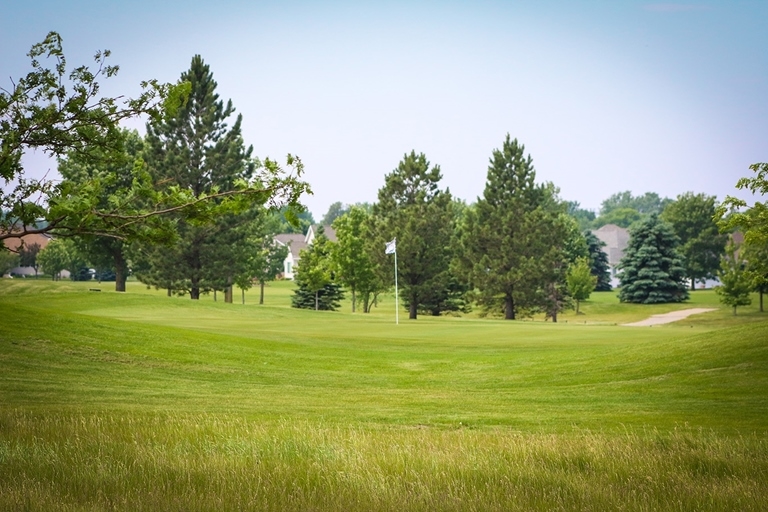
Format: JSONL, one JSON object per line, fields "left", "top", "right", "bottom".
{"left": 592, "top": 224, "right": 630, "bottom": 267}
{"left": 306, "top": 225, "right": 337, "bottom": 243}
{"left": 2, "top": 232, "right": 52, "bottom": 253}
{"left": 274, "top": 233, "right": 307, "bottom": 261}
{"left": 273, "top": 225, "right": 337, "bottom": 262}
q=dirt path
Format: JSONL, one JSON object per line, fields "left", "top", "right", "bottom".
{"left": 622, "top": 308, "right": 717, "bottom": 327}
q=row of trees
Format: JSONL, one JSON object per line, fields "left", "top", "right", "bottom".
{"left": 294, "top": 143, "right": 764, "bottom": 317}
{"left": 293, "top": 137, "right": 613, "bottom": 320}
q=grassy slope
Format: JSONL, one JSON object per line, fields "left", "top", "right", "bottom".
{"left": 1, "top": 280, "right": 768, "bottom": 510}
{"left": 1, "top": 280, "right": 766, "bottom": 433}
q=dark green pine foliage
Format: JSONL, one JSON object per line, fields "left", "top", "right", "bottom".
{"left": 462, "top": 135, "right": 565, "bottom": 320}
{"left": 291, "top": 282, "right": 345, "bottom": 310}
{"left": 144, "top": 55, "right": 254, "bottom": 300}
{"left": 618, "top": 214, "right": 689, "bottom": 303}
{"left": 370, "top": 151, "right": 456, "bottom": 320}
{"left": 584, "top": 230, "right": 612, "bottom": 291}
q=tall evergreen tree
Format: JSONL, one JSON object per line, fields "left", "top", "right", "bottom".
{"left": 584, "top": 230, "right": 612, "bottom": 291}
{"left": 370, "top": 151, "right": 455, "bottom": 319}
{"left": 144, "top": 55, "right": 254, "bottom": 299}
{"left": 618, "top": 214, "right": 689, "bottom": 303}
{"left": 461, "top": 135, "right": 568, "bottom": 320}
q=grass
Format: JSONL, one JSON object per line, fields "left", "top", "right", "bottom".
{"left": 1, "top": 279, "right": 767, "bottom": 510}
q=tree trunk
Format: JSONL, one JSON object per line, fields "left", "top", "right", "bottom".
{"left": 352, "top": 289, "right": 356, "bottom": 313}
{"left": 760, "top": 291, "right": 764, "bottom": 313}
{"left": 504, "top": 294, "right": 515, "bottom": 320}
{"left": 551, "top": 310, "right": 558, "bottom": 323}
{"left": 691, "top": 278, "right": 696, "bottom": 291}
{"left": 575, "top": 299, "right": 580, "bottom": 314}
{"left": 224, "top": 281, "right": 233, "bottom": 304}
{"left": 114, "top": 251, "right": 128, "bottom": 292}
{"left": 260, "top": 281, "right": 265, "bottom": 305}
{"left": 733, "top": 306, "right": 737, "bottom": 316}
{"left": 167, "top": 287, "right": 172, "bottom": 297}
{"left": 315, "top": 290, "right": 319, "bottom": 311}
{"left": 189, "top": 248, "right": 200, "bottom": 301}
{"left": 409, "top": 299, "right": 417, "bottom": 320}
{"left": 242, "top": 288, "right": 245, "bottom": 304}
{"left": 213, "top": 289, "right": 217, "bottom": 301}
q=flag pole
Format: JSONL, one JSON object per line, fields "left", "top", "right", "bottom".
{"left": 394, "top": 237, "right": 398, "bottom": 325}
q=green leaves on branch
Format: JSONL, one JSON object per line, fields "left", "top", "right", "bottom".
{"left": 2, "top": 32, "right": 309, "bottom": 245}
{"left": 717, "top": 163, "right": 768, "bottom": 246}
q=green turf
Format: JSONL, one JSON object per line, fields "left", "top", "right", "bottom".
{"left": 1, "top": 279, "right": 766, "bottom": 431}
{"left": 1, "top": 279, "right": 767, "bottom": 510}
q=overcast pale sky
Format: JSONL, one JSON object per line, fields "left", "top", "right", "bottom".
{"left": 2, "top": 1, "right": 766, "bottom": 218}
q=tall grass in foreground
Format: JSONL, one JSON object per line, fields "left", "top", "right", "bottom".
{"left": 1, "top": 411, "right": 765, "bottom": 511}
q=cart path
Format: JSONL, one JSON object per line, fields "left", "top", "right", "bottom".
{"left": 622, "top": 308, "right": 717, "bottom": 327}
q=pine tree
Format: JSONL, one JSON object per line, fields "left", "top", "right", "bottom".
{"left": 461, "top": 135, "right": 569, "bottom": 320}
{"left": 369, "top": 151, "right": 455, "bottom": 319}
{"left": 144, "top": 55, "right": 254, "bottom": 299}
{"left": 618, "top": 214, "right": 689, "bottom": 303}
{"left": 584, "top": 230, "right": 612, "bottom": 291}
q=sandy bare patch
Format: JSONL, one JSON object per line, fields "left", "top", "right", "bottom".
{"left": 622, "top": 308, "right": 717, "bottom": 327}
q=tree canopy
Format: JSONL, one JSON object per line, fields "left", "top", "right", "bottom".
{"left": 370, "top": 151, "right": 455, "bottom": 319}
{"left": 661, "top": 192, "right": 727, "bottom": 290}
{"left": 1, "top": 32, "right": 307, "bottom": 247}
{"left": 618, "top": 214, "right": 689, "bottom": 304}
{"left": 717, "top": 162, "right": 768, "bottom": 245}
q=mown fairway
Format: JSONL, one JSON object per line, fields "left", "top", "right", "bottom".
{"left": 1, "top": 280, "right": 767, "bottom": 510}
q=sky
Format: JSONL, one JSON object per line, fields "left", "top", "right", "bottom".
{"left": 2, "top": 0, "right": 766, "bottom": 219}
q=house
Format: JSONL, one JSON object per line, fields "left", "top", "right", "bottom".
{"left": 273, "top": 225, "right": 336, "bottom": 279}
{"left": 2, "top": 232, "right": 52, "bottom": 276}
{"left": 592, "top": 223, "right": 630, "bottom": 287}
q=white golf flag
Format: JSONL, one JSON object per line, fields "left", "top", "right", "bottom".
{"left": 385, "top": 238, "right": 396, "bottom": 255}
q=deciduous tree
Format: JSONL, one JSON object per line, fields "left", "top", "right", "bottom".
{"left": 291, "top": 230, "right": 343, "bottom": 310}
{"left": 715, "top": 243, "right": 752, "bottom": 315}
{"left": 566, "top": 257, "right": 597, "bottom": 314}
{"left": 661, "top": 192, "right": 727, "bottom": 290}
{"left": 36, "top": 238, "right": 72, "bottom": 280}
{"left": 57, "top": 129, "right": 145, "bottom": 291}
{"left": 717, "top": 163, "right": 768, "bottom": 245}
{"left": 332, "top": 207, "right": 382, "bottom": 313}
